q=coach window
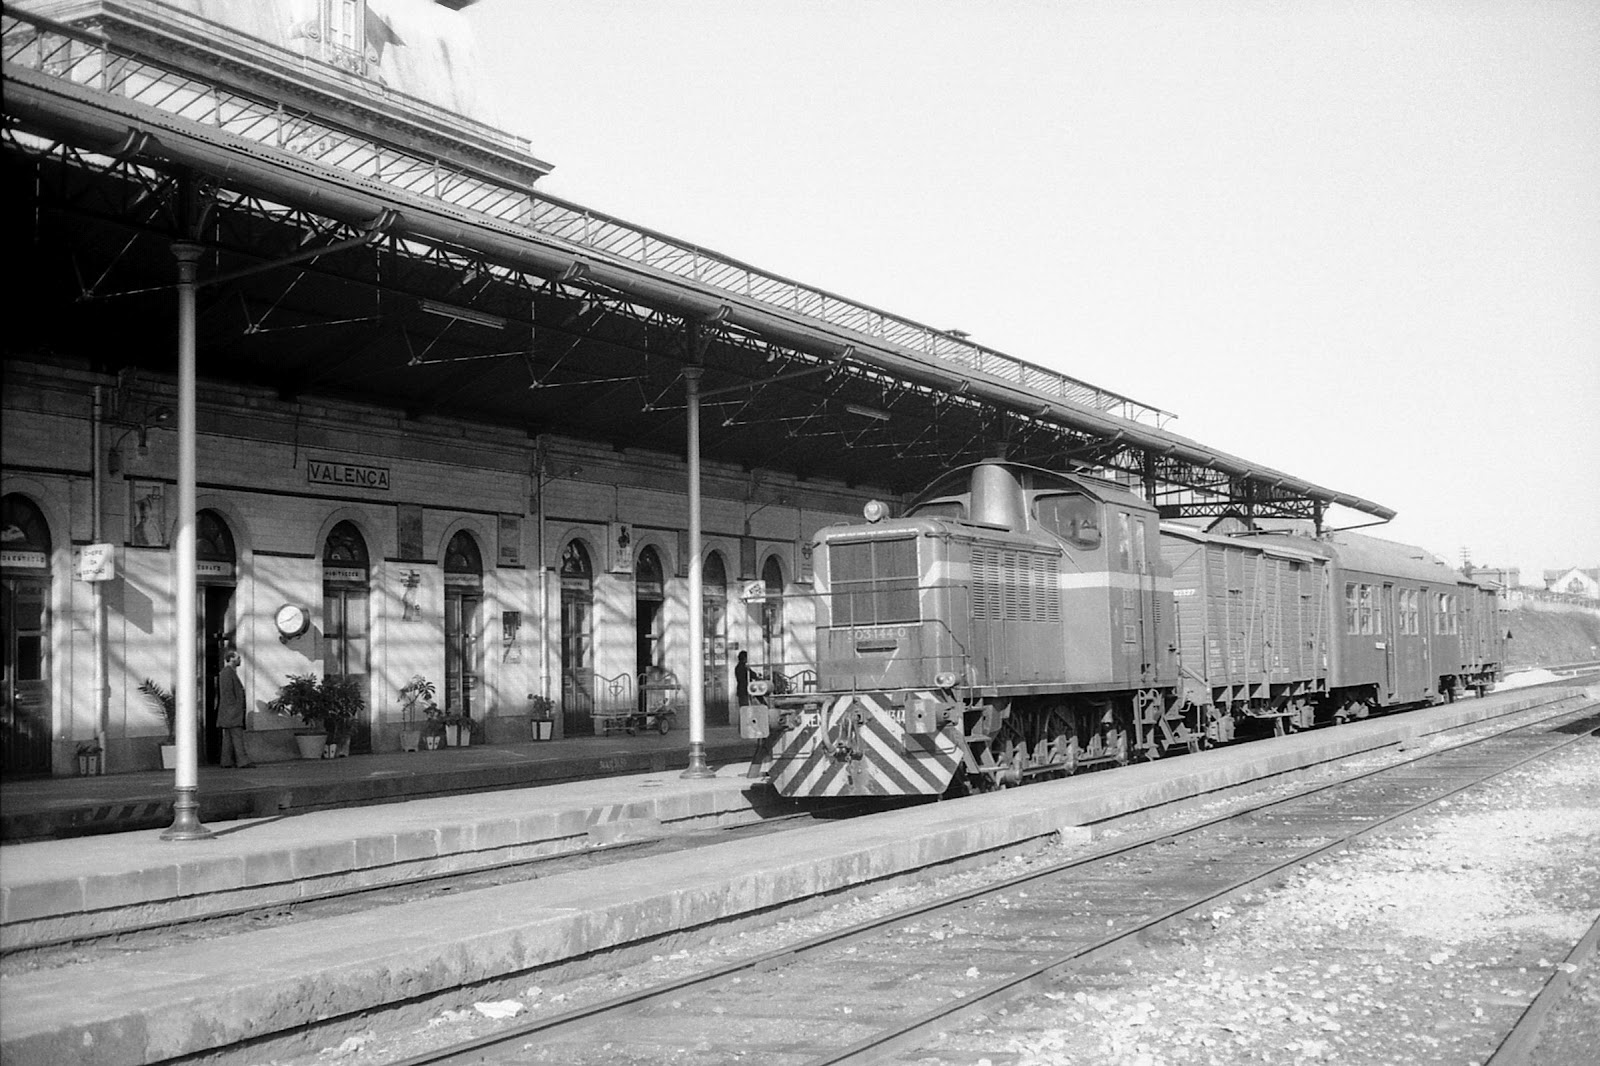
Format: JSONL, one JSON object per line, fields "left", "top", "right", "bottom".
{"left": 1345, "top": 583, "right": 1358, "bottom": 634}
{"left": 1034, "top": 494, "right": 1101, "bottom": 550}
{"left": 1116, "top": 512, "right": 1133, "bottom": 571}
{"left": 1358, "top": 584, "right": 1374, "bottom": 634}
{"left": 323, "top": 521, "right": 371, "bottom": 753}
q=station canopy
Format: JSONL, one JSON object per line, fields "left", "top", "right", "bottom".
{"left": 2, "top": 7, "right": 1393, "bottom": 525}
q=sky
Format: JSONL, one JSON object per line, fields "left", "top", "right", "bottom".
{"left": 462, "top": 0, "right": 1599, "bottom": 584}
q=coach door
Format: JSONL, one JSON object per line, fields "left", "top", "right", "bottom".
{"left": 1, "top": 494, "right": 52, "bottom": 776}
{"left": 1381, "top": 584, "right": 1398, "bottom": 699}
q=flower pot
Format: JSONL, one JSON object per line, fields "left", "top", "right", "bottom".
{"left": 423, "top": 733, "right": 443, "bottom": 750}
{"left": 160, "top": 743, "right": 178, "bottom": 770}
{"left": 77, "top": 753, "right": 101, "bottom": 776}
{"left": 532, "top": 719, "right": 553, "bottom": 741}
{"left": 294, "top": 733, "right": 326, "bottom": 759}
{"left": 444, "top": 723, "right": 460, "bottom": 746}
{"left": 401, "top": 729, "right": 421, "bottom": 752}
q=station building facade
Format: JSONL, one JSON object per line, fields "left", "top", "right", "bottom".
{"left": 2, "top": 357, "right": 875, "bottom": 776}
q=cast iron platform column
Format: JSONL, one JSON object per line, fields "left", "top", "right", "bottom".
{"left": 162, "top": 240, "right": 213, "bottom": 841}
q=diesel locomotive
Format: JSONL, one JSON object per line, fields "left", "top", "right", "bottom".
{"left": 745, "top": 459, "right": 1505, "bottom": 798}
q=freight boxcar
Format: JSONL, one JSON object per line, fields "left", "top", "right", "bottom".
{"left": 1160, "top": 525, "right": 1331, "bottom": 744}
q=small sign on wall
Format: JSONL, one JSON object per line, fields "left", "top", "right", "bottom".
{"left": 75, "top": 543, "right": 116, "bottom": 581}
{"left": 609, "top": 522, "right": 633, "bottom": 573}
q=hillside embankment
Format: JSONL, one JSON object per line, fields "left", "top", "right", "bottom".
{"left": 1505, "top": 601, "right": 1600, "bottom": 668}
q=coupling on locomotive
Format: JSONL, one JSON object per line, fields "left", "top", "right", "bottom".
{"left": 741, "top": 459, "right": 1505, "bottom": 798}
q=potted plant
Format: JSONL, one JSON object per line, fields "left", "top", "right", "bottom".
{"left": 319, "top": 674, "right": 364, "bottom": 757}
{"left": 421, "top": 703, "right": 447, "bottom": 750}
{"left": 397, "top": 675, "right": 436, "bottom": 752}
{"left": 76, "top": 739, "right": 103, "bottom": 776}
{"left": 138, "top": 678, "right": 178, "bottom": 769}
{"left": 268, "top": 673, "right": 340, "bottom": 759}
{"left": 528, "top": 693, "right": 555, "bottom": 741}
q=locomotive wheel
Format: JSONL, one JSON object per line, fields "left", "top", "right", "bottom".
{"left": 657, "top": 716, "right": 671, "bottom": 735}
{"left": 991, "top": 722, "right": 1029, "bottom": 787}
{"left": 1062, "top": 734, "right": 1080, "bottom": 776}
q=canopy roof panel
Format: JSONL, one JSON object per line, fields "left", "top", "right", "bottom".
{"left": 1, "top": 8, "right": 1394, "bottom": 522}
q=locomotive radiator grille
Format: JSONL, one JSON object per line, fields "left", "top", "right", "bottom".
{"left": 769, "top": 693, "right": 962, "bottom": 797}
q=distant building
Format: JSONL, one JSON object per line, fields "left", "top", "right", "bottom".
{"left": 1543, "top": 567, "right": 1600, "bottom": 599}
{"left": 1462, "top": 564, "right": 1519, "bottom": 590}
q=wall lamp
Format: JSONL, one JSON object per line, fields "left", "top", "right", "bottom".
{"left": 107, "top": 407, "right": 172, "bottom": 474}
{"left": 418, "top": 298, "right": 508, "bottom": 330}
{"left": 843, "top": 403, "right": 890, "bottom": 422}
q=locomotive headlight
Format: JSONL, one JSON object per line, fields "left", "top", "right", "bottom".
{"left": 934, "top": 671, "right": 960, "bottom": 690}
{"left": 863, "top": 499, "right": 889, "bottom": 523}
{"left": 749, "top": 679, "right": 770, "bottom": 697}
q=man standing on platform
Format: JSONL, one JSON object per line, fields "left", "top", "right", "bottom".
{"left": 217, "top": 649, "right": 254, "bottom": 768}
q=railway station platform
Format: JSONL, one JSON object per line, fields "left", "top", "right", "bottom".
{"left": 1, "top": 686, "right": 1591, "bottom": 1066}
{"left": 0, "top": 726, "right": 756, "bottom": 843}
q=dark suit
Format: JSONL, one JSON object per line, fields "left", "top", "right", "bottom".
{"left": 217, "top": 662, "right": 253, "bottom": 767}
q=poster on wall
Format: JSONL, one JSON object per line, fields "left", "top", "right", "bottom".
{"left": 399, "top": 568, "right": 423, "bottom": 621}
{"left": 498, "top": 514, "right": 522, "bottom": 568}
{"left": 128, "top": 481, "right": 167, "bottom": 547}
{"left": 609, "top": 522, "right": 633, "bottom": 573}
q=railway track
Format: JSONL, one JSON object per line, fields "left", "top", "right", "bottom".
{"left": 393, "top": 699, "right": 1598, "bottom": 1066}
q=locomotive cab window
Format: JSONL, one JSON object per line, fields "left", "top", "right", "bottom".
{"left": 829, "top": 537, "right": 919, "bottom": 627}
{"left": 908, "top": 498, "right": 967, "bottom": 522}
{"left": 1034, "top": 493, "right": 1101, "bottom": 550}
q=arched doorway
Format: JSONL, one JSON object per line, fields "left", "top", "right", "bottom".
{"left": 635, "top": 545, "right": 666, "bottom": 707}
{"left": 322, "top": 521, "right": 370, "bottom": 754}
{"left": 703, "top": 551, "right": 729, "bottom": 724}
{"left": 1, "top": 494, "right": 52, "bottom": 776}
{"left": 761, "top": 555, "right": 786, "bottom": 683}
{"left": 444, "top": 530, "right": 484, "bottom": 724}
{"left": 559, "top": 539, "right": 594, "bottom": 736}
{"left": 197, "top": 509, "right": 237, "bottom": 764}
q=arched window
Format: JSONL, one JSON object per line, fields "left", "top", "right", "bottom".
{"left": 703, "top": 551, "right": 730, "bottom": 722}
{"left": 322, "top": 521, "right": 370, "bottom": 752}
{"left": 636, "top": 546, "right": 666, "bottom": 683}
{"left": 1, "top": 494, "right": 52, "bottom": 775}
{"left": 197, "top": 509, "right": 240, "bottom": 764}
{"left": 196, "top": 510, "right": 237, "bottom": 571}
{"left": 443, "top": 530, "right": 484, "bottom": 723}
{"left": 761, "top": 555, "right": 785, "bottom": 677}
{"left": 560, "top": 540, "right": 594, "bottom": 734}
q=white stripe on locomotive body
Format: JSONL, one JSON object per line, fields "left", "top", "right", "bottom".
{"left": 923, "top": 558, "right": 1172, "bottom": 594}
{"left": 769, "top": 691, "right": 962, "bottom": 797}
